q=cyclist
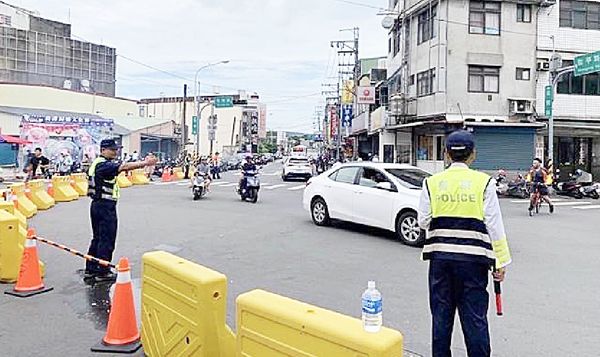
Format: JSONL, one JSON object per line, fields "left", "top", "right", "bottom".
{"left": 526, "top": 158, "right": 554, "bottom": 214}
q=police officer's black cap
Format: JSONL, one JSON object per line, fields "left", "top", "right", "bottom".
{"left": 100, "top": 139, "right": 122, "bottom": 150}
{"left": 446, "top": 130, "right": 475, "bottom": 152}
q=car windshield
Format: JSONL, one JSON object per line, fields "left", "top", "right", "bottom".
{"left": 385, "top": 168, "right": 430, "bottom": 189}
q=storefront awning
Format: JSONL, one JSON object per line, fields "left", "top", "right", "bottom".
{"left": 464, "top": 121, "right": 545, "bottom": 128}
{"left": 386, "top": 121, "right": 425, "bottom": 130}
{"left": 0, "top": 135, "right": 31, "bottom": 145}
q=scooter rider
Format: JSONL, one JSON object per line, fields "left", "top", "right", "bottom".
{"left": 191, "top": 157, "right": 212, "bottom": 191}
{"left": 239, "top": 155, "right": 257, "bottom": 193}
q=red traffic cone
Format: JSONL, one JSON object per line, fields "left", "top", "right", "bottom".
{"left": 91, "top": 257, "right": 141, "bottom": 354}
{"left": 24, "top": 187, "right": 32, "bottom": 200}
{"left": 161, "top": 169, "right": 171, "bottom": 182}
{"left": 11, "top": 194, "right": 19, "bottom": 210}
{"left": 5, "top": 229, "right": 53, "bottom": 298}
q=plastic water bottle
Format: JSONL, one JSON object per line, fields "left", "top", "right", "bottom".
{"left": 362, "top": 281, "right": 382, "bottom": 332}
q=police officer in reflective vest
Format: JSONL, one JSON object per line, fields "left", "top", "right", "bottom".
{"left": 84, "top": 139, "right": 157, "bottom": 283}
{"left": 418, "top": 130, "right": 511, "bottom": 357}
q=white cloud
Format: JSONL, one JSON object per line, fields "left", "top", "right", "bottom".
{"left": 13, "top": 0, "right": 388, "bottom": 131}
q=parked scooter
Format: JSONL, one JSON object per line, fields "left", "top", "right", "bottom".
{"left": 191, "top": 172, "right": 209, "bottom": 200}
{"left": 574, "top": 169, "right": 600, "bottom": 199}
{"left": 237, "top": 170, "right": 260, "bottom": 203}
{"left": 553, "top": 169, "right": 584, "bottom": 199}
{"left": 496, "top": 170, "right": 528, "bottom": 199}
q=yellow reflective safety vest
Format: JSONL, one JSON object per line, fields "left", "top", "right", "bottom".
{"left": 423, "top": 166, "right": 496, "bottom": 266}
{"left": 87, "top": 157, "right": 120, "bottom": 201}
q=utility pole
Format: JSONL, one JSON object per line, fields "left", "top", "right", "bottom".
{"left": 182, "top": 84, "right": 187, "bottom": 153}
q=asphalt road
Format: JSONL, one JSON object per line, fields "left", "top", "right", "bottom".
{"left": 1, "top": 161, "right": 599, "bottom": 356}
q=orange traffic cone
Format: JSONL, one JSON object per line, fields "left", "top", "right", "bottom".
{"left": 47, "top": 182, "right": 54, "bottom": 197}
{"left": 5, "top": 229, "right": 53, "bottom": 298}
{"left": 70, "top": 179, "right": 76, "bottom": 188}
{"left": 161, "top": 169, "right": 171, "bottom": 182}
{"left": 91, "top": 257, "right": 141, "bottom": 354}
{"left": 24, "top": 187, "right": 32, "bottom": 200}
{"left": 11, "top": 194, "right": 19, "bottom": 209}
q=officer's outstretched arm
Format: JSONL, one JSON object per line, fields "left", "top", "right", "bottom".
{"left": 483, "top": 179, "right": 512, "bottom": 269}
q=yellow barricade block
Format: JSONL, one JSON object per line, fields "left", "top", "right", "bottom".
{"left": 131, "top": 169, "right": 150, "bottom": 185}
{"left": 173, "top": 167, "right": 185, "bottom": 180}
{"left": 0, "top": 210, "right": 45, "bottom": 283}
{"left": 236, "top": 289, "right": 404, "bottom": 357}
{"left": 10, "top": 183, "right": 37, "bottom": 218}
{"left": 117, "top": 172, "right": 133, "bottom": 188}
{"left": 27, "top": 179, "right": 55, "bottom": 210}
{"left": 52, "top": 176, "right": 79, "bottom": 202}
{"left": 141, "top": 251, "right": 235, "bottom": 357}
{"left": 70, "top": 173, "right": 88, "bottom": 197}
{"left": 0, "top": 201, "right": 27, "bottom": 230}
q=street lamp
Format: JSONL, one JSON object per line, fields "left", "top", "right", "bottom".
{"left": 193, "top": 60, "right": 230, "bottom": 154}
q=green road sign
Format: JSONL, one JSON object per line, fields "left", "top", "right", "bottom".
{"left": 214, "top": 96, "right": 233, "bottom": 108}
{"left": 192, "top": 116, "right": 198, "bottom": 135}
{"left": 574, "top": 51, "right": 600, "bottom": 77}
{"left": 544, "top": 85, "right": 553, "bottom": 117}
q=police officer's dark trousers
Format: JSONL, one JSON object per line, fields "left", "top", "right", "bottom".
{"left": 86, "top": 199, "right": 117, "bottom": 274}
{"left": 429, "top": 259, "right": 491, "bottom": 357}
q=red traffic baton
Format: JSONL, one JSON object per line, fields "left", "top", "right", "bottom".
{"left": 494, "top": 281, "right": 503, "bottom": 316}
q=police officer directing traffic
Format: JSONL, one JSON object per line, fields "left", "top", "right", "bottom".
{"left": 418, "top": 130, "right": 512, "bottom": 357}
{"left": 84, "top": 139, "right": 157, "bottom": 283}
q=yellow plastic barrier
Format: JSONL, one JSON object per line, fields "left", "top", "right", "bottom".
{"left": 70, "top": 173, "right": 88, "bottom": 196}
{"left": 0, "top": 210, "right": 45, "bottom": 283}
{"left": 173, "top": 167, "right": 185, "bottom": 180}
{"left": 27, "top": 179, "right": 55, "bottom": 210}
{"left": 117, "top": 172, "right": 133, "bottom": 188}
{"left": 141, "top": 251, "right": 235, "bottom": 357}
{"left": 131, "top": 169, "right": 150, "bottom": 185}
{"left": 0, "top": 200, "right": 27, "bottom": 230}
{"left": 237, "top": 289, "right": 403, "bottom": 356}
{"left": 51, "top": 176, "right": 79, "bottom": 202}
{"left": 10, "top": 183, "right": 37, "bottom": 218}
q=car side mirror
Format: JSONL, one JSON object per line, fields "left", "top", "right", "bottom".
{"left": 375, "top": 182, "right": 394, "bottom": 191}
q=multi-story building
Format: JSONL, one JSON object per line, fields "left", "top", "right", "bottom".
{"left": 382, "top": 0, "right": 600, "bottom": 176}
{"left": 385, "top": 0, "right": 546, "bottom": 173}
{"left": 536, "top": 0, "right": 600, "bottom": 178}
{"left": 0, "top": 1, "right": 116, "bottom": 96}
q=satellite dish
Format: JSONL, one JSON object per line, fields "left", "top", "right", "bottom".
{"left": 381, "top": 16, "right": 395, "bottom": 30}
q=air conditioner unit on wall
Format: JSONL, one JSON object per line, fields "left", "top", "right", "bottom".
{"left": 509, "top": 99, "right": 533, "bottom": 115}
{"left": 537, "top": 59, "right": 550, "bottom": 71}
{"left": 540, "top": 0, "right": 556, "bottom": 7}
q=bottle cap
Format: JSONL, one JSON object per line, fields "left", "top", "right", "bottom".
{"left": 367, "top": 281, "right": 376, "bottom": 289}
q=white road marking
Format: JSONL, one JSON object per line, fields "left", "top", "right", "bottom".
{"left": 552, "top": 202, "right": 591, "bottom": 207}
{"left": 152, "top": 181, "right": 178, "bottom": 185}
{"left": 288, "top": 185, "right": 306, "bottom": 191}
{"left": 264, "top": 184, "right": 286, "bottom": 190}
{"left": 510, "top": 199, "right": 566, "bottom": 203}
{"left": 573, "top": 205, "right": 600, "bottom": 210}
{"left": 219, "top": 183, "right": 238, "bottom": 187}
{"left": 209, "top": 181, "right": 230, "bottom": 186}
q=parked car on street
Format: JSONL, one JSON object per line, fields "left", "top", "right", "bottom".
{"left": 303, "top": 162, "right": 430, "bottom": 246}
{"left": 282, "top": 156, "right": 313, "bottom": 181}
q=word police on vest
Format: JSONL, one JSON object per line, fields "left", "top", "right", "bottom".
{"left": 436, "top": 193, "right": 477, "bottom": 203}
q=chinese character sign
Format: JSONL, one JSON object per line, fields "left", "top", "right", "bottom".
{"left": 258, "top": 104, "right": 267, "bottom": 139}
{"left": 574, "top": 51, "right": 600, "bottom": 77}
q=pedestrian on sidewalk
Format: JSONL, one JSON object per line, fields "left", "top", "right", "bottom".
{"left": 418, "top": 130, "right": 512, "bottom": 357}
{"left": 84, "top": 139, "right": 157, "bottom": 283}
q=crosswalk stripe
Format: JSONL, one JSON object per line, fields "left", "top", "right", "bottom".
{"left": 265, "top": 184, "right": 286, "bottom": 190}
{"left": 510, "top": 199, "right": 566, "bottom": 203}
{"left": 288, "top": 185, "right": 306, "bottom": 191}
{"left": 210, "top": 181, "right": 230, "bottom": 186}
{"left": 573, "top": 205, "right": 600, "bottom": 210}
{"left": 220, "top": 183, "right": 238, "bottom": 187}
{"left": 552, "top": 202, "right": 591, "bottom": 207}
{"left": 177, "top": 182, "right": 189, "bottom": 186}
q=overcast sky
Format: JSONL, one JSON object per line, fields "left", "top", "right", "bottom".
{"left": 13, "top": 0, "right": 388, "bottom": 132}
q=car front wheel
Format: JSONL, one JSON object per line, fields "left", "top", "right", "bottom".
{"left": 311, "top": 198, "right": 330, "bottom": 226}
{"left": 396, "top": 211, "right": 425, "bottom": 247}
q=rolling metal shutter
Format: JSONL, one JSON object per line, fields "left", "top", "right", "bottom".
{"left": 471, "top": 127, "right": 535, "bottom": 171}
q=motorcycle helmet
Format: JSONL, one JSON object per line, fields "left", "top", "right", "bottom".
{"left": 497, "top": 169, "right": 507, "bottom": 177}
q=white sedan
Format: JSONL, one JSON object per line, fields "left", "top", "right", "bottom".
{"left": 303, "top": 162, "right": 430, "bottom": 246}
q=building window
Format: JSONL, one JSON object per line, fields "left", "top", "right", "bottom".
{"left": 517, "top": 4, "right": 532, "bottom": 23}
{"left": 557, "top": 60, "right": 600, "bottom": 95}
{"left": 417, "top": 136, "right": 434, "bottom": 160}
{"left": 560, "top": 0, "right": 600, "bottom": 29}
{"left": 395, "top": 25, "right": 401, "bottom": 55}
{"left": 409, "top": 74, "right": 415, "bottom": 85}
{"left": 0, "top": 14, "right": 11, "bottom": 26}
{"left": 516, "top": 67, "right": 530, "bottom": 80}
{"left": 417, "top": 68, "right": 435, "bottom": 96}
{"left": 469, "top": 1, "right": 501, "bottom": 35}
{"left": 468, "top": 66, "right": 500, "bottom": 93}
{"left": 418, "top": 5, "right": 437, "bottom": 44}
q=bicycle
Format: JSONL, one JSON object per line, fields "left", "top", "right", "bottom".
{"left": 528, "top": 182, "right": 543, "bottom": 216}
